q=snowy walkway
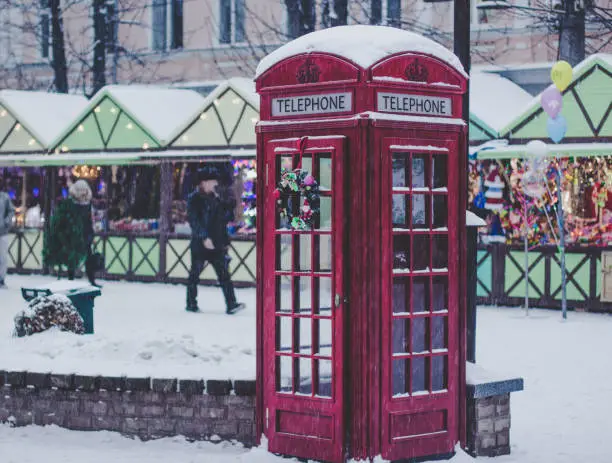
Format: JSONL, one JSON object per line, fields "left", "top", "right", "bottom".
{"left": 1, "top": 274, "right": 612, "bottom": 462}
{"left": 0, "top": 275, "right": 256, "bottom": 380}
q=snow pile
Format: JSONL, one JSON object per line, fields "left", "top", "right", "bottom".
{"left": 13, "top": 294, "right": 84, "bottom": 338}
{"left": 255, "top": 25, "right": 466, "bottom": 78}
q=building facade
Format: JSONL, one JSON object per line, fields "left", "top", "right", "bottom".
{"left": 0, "top": 0, "right": 610, "bottom": 93}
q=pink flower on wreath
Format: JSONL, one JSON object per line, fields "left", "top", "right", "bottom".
{"left": 303, "top": 175, "right": 315, "bottom": 186}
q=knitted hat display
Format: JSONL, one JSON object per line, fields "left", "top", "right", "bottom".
{"left": 484, "top": 166, "right": 505, "bottom": 211}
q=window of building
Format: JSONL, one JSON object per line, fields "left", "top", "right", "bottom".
{"left": 40, "top": 0, "right": 50, "bottom": 59}
{"left": 369, "top": 0, "right": 401, "bottom": 27}
{"left": 151, "top": 0, "right": 183, "bottom": 52}
{"left": 0, "top": 7, "right": 22, "bottom": 63}
{"left": 219, "top": 0, "right": 246, "bottom": 45}
{"left": 105, "top": 0, "right": 118, "bottom": 53}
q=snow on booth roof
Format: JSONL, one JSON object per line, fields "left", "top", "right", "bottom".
{"left": 100, "top": 85, "right": 206, "bottom": 145}
{"left": 0, "top": 90, "right": 88, "bottom": 147}
{"left": 255, "top": 25, "right": 467, "bottom": 78}
{"left": 470, "top": 73, "right": 532, "bottom": 133}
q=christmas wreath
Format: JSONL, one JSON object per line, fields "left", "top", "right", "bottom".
{"left": 274, "top": 168, "right": 321, "bottom": 230}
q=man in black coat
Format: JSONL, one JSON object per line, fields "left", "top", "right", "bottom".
{"left": 186, "top": 167, "right": 244, "bottom": 314}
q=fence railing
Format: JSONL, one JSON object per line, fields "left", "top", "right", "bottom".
{"left": 476, "top": 243, "right": 611, "bottom": 312}
{"left": 6, "top": 230, "right": 257, "bottom": 287}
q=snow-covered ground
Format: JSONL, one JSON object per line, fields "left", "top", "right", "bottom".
{"left": 1, "top": 274, "right": 612, "bottom": 462}
{"left": 0, "top": 275, "right": 256, "bottom": 380}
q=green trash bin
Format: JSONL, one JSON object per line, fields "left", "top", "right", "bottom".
{"left": 21, "top": 281, "right": 102, "bottom": 334}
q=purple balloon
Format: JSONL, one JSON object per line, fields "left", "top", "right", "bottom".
{"left": 541, "top": 86, "right": 563, "bottom": 119}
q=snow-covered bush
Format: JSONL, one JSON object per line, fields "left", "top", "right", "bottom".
{"left": 13, "top": 294, "right": 85, "bottom": 337}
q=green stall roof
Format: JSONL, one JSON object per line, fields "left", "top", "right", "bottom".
{"left": 168, "top": 78, "right": 260, "bottom": 150}
{"left": 50, "top": 85, "right": 205, "bottom": 153}
{"left": 500, "top": 54, "right": 612, "bottom": 142}
{"left": 0, "top": 91, "right": 87, "bottom": 154}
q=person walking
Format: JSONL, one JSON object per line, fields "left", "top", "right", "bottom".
{"left": 43, "top": 180, "right": 100, "bottom": 285}
{"left": 0, "top": 178, "right": 15, "bottom": 288}
{"left": 186, "top": 166, "right": 244, "bottom": 314}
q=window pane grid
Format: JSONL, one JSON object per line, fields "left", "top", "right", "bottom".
{"left": 390, "top": 150, "right": 449, "bottom": 399}
{"left": 274, "top": 151, "right": 334, "bottom": 399}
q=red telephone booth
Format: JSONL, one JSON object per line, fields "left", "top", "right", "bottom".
{"left": 255, "top": 25, "right": 468, "bottom": 463}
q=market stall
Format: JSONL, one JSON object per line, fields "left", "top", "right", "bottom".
{"left": 165, "top": 78, "right": 258, "bottom": 285}
{"left": 471, "top": 54, "right": 612, "bottom": 311}
{"left": 0, "top": 90, "right": 88, "bottom": 273}
{"left": 1, "top": 82, "right": 260, "bottom": 287}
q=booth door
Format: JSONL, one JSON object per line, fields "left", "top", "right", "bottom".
{"left": 380, "top": 139, "right": 459, "bottom": 461}
{"left": 263, "top": 136, "right": 346, "bottom": 463}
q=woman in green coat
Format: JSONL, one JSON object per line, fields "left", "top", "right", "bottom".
{"left": 43, "top": 180, "right": 95, "bottom": 282}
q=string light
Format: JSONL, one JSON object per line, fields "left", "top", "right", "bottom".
{"left": 0, "top": 110, "right": 6, "bottom": 117}
{"left": 78, "top": 124, "right": 85, "bottom": 132}
{"left": 15, "top": 123, "right": 21, "bottom": 131}
{"left": 200, "top": 113, "right": 208, "bottom": 120}
{"left": 232, "top": 98, "right": 241, "bottom": 105}
{"left": 72, "top": 165, "right": 100, "bottom": 179}
{"left": 182, "top": 135, "right": 189, "bottom": 141}
{"left": 142, "top": 142, "right": 150, "bottom": 150}
{"left": 28, "top": 139, "right": 36, "bottom": 146}
{"left": 214, "top": 99, "right": 220, "bottom": 107}
{"left": 126, "top": 123, "right": 133, "bottom": 130}
{"left": 95, "top": 106, "right": 101, "bottom": 113}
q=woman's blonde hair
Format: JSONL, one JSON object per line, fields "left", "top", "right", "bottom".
{"left": 69, "top": 179, "right": 92, "bottom": 205}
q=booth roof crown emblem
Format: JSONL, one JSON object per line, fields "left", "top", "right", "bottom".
{"left": 296, "top": 58, "right": 321, "bottom": 84}
{"left": 404, "top": 59, "right": 429, "bottom": 83}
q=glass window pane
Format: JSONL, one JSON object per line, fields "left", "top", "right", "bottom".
{"left": 276, "top": 316, "right": 292, "bottom": 353}
{"left": 412, "top": 154, "right": 427, "bottom": 189}
{"left": 432, "top": 235, "right": 448, "bottom": 270}
{"left": 297, "top": 318, "right": 312, "bottom": 354}
{"left": 297, "top": 357, "right": 312, "bottom": 395}
{"left": 317, "top": 277, "right": 333, "bottom": 314}
{"left": 411, "top": 357, "right": 428, "bottom": 394}
{"left": 297, "top": 276, "right": 312, "bottom": 314}
{"left": 392, "top": 194, "right": 409, "bottom": 228}
{"left": 412, "top": 277, "right": 429, "bottom": 313}
{"left": 298, "top": 234, "right": 312, "bottom": 271}
{"left": 316, "top": 234, "right": 332, "bottom": 272}
{"left": 432, "top": 356, "right": 447, "bottom": 391}
{"left": 433, "top": 195, "right": 448, "bottom": 229}
{"left": 392, "top": 318, "right": 409, "bottom": 354}
{"left": 432, "top": 155, "right": 447, "bottom": 189}
{"left": 301, "top": 154, "right": 312, "bottom": 175}
{"left": 393, "top": 359, "right": 409, "bottom": 397}
{"left": 317, "top": 196, "right": 332, "bottom": 230}
{"left": 277, "top": 356, "right": 292, "bottom": 393}
{"left": 393, "top": 155, "right": 408, "bottom": 188}
{"left": 316, "top": 359, "right": 332, "bottom": 398}
{"left": 277, "top": 234, "right": 292, "bottom": 271}
{"left": 393, "top": 278, "right": 410, "bottom": 314}
{"left": 316, "top": 318, "right": 332, "bottom": 357}
{"left": 279, "top": 155, "right": 293, "bottom": 173}
{"left": 412, "top": 235, "right": 429, "bottom": 271}
{"left": 432, "top": 316, "right": 447, "bottom": 350}
{"left": 432, "top": 277, "right": 448, "bottom": 312}
{"left": 277, "top": 276, "right": 292, "bottom": 312}
{"left": 393, "top": 235, "right": 410, "bottom": 270}
{"left": 411, "top": 317, "right": 429, "bottom": 353}
{"left": 318, "top": 155, "right": 332, "bottom": 190}
{"left": 412, "top": 195, "right": 428, "bottom": 229}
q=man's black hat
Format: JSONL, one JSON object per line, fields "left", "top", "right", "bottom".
{"left": 197, "top": 166, "right": 220, "bottom": 182}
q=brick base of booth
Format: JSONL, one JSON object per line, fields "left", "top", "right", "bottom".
{"left": 0, "top": 371, "right": 256, "bottom": 445}
{"left": 466, "top": 363, "right": 524, "bottom": 458}
{"left": 467, "top": 393, "right": 512, "bottom": 457}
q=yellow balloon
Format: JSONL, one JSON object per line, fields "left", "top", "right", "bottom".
{"left": 551, "top": 61, "right": 573, "bottom": 91}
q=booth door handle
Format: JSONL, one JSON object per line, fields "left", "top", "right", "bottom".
{"left": 335, "top": 294, "right": 341, "bottom": 308}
